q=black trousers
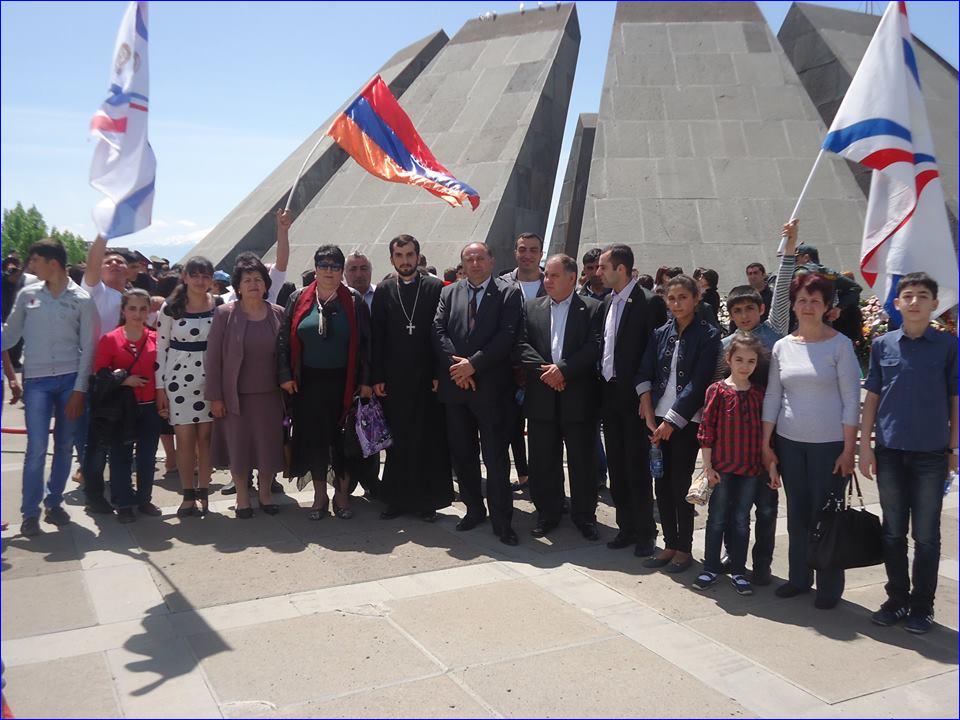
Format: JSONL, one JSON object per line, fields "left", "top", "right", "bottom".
{"left": 601, "top": 381, "right": 657, "bottom": 543}
{"left": 445, "top": 395, "right": 513, "bottom": 534}
{"left": 654, "top": 418, "right": 699, "bottom": 554}
{"left": 751, "top": 477, "right": 779, "bottom": 574}
{"left": 507, "top": 397, "right": 529, "bottom": 477}
{"left": 527, "top": 417, "right": 597, "bottom": 525}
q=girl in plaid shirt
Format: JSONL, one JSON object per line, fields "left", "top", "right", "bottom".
{"left": 694, "top": 333, "right": 776, "bottom": 596}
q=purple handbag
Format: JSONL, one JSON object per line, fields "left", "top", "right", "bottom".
{"left": 355, "top": 396, "right": 393, "bottom": 458}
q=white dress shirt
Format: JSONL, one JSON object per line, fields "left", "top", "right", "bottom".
{"left": 550, "top": 292, "right": 574, "bottom": 362}
{"left": 467, "top": 277, "right": 490, "bottom": 312}
{"left": 601, "top": 278, "right": 637, "bottom": 381}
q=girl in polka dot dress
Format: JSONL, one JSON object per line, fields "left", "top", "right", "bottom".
{"left": 156, "top": 256, "right": 222, "bottom": 517}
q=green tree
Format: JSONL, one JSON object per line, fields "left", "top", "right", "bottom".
{"left": 1, "top": 202, "right": 47, "bottom": 260}
{"left": 2, "top": 204, "right": 89, "bottom": 265}
{"left": 49, "top": 227, "right": 89, "bottom": 265}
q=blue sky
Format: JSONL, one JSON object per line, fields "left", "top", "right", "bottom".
{"left": 1, "top": 1, "right": 957, "bottom": 262}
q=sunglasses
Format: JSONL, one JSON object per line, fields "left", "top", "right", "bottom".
{"left": 315, "top": 263, "right": 344, "bottom": 272}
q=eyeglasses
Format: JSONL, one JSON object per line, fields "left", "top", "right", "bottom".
{"left": 315, "top": 263, "right": 344, "bottom": 272}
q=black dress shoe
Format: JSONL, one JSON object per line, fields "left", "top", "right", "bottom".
{"left": 500, "top": 529, "right": 519, "bottom": 546}
{"left": 380, "top": 507, "right": 404, "bottom": 520}
{"left": 419, "top": 510, "right": 437, "bottom": 523}
{"left": 579, "top": 522, "right": 600, "bottom": 541}
{"left": 775, "top": 582, "right": 811, "bottom": 599}
{"left": 634, "top": 542, "right": 656, "bottom": 558}
{"left": 85, "top": 497, "right": 115, "bottom": 515}
{"left": 271, "top": 479, "right": 284, "bottom": 494}
{"left": 456, "top": 514, "right": 486, "bottom": 532}
{"left": 606, "top": 531, "right": 636, "bottom": 550}
{"left": 530, "top": 519, "right": 559, "bottom": 538}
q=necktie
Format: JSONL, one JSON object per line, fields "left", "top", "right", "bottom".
{"left": 602, "top": 294, "right": 621, "bottom": 381}
{"left": 468, "top": 284, "right": 480, "bottom": 333}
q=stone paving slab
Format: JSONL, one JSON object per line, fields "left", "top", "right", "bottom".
{"left": 453, "top": 636, "right": 752, "bottom": 718}
{"left": 1, "top": 527, "right": 80, "bottom": 579}
{"left": 386, "top": 579, "right": 618, "bottom": 668}
{"left": 2, "top": 652, "right": 122, "bottom": 718}
{"left": 685, "top": 582, "right": 958, "bottom": 704}
{"left": 2, "top": 569, "right": 97, "bottom": 639}
{"left": 189, "top": 613, "right": 441, "bottom": 710}
{"left": 2, "top": 395, "right": 958, "bottom": 718}
{"left": 221, "top": 675, "right": 494, "bottom": 719}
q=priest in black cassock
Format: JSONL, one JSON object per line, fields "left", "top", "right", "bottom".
{"left": 371, "top": 234, "right": 453, "bottom": 521}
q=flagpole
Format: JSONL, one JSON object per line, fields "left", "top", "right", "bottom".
{"left": 284, "top": 134, "right": 327, "bottom": 212}
{"left": 777, "top": 148, "right": 825, "bottom": 255}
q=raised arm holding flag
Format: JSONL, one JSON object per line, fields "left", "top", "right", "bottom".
{"left": 788, "top": 0, "right": 957, "bottom": 321}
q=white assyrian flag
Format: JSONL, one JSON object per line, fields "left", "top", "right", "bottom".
{"left": 821, "top": 0, "right": 957, "bottom": 315}
{"left": 89, "top": 1, "right": 156, "bottom": 239}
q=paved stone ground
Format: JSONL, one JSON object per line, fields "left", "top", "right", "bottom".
{"left": 2, "top": 397, "right": 957, "bottom": 718}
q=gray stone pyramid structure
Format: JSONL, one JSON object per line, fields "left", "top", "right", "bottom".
{"left": 778, "top": 1, "right": 958, "bottom": 242}
{"left": 574, "top": 1, "right": 867, "bottom": 287}
{"left": 189, "top": 31, "right": 449, "bottom": 270}
{"left": 548, "top": 113, "right": 596, "bottom": 258}
{"left": 270, "top": 5, "right": 580, "bottom": 277}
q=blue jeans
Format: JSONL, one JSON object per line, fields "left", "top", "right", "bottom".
{"left": 22, "top": 373, "right": 78, "bottom": 518}
{"left": 875, "top": 446, "right": 947, "bottom": 614}
{"left": 704, "top": 472, "right": 759, "bottom": 574}
{"left": 108, "top": 403, "right": 162, "bottom": 507}
{"left": 775, "top": 435, "right": 846, "bottom": 603}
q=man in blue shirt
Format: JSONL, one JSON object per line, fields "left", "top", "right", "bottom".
{"left": 860, "top": 272, "right": 958, "bottom": 635}
{"left": 2, "top": 239, "right": 98, "bottom": 537}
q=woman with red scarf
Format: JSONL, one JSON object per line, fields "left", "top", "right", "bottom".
{"left": 277, "top": 244, "right": 372, "bottom": 520}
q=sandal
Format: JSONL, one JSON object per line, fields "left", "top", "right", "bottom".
{"left": 731, "top": 574, "right": 754, "bottom": 596}
{"left": 332, "top": 502, "right": 354, "bottom": 520}
{"left": 693, "top": 571, "right": 719, "bottom": 591}
{"left": 235, "top": 506, "right": 254, "bottom": 520}
{"left": 308, "top": 501, "right": 329, "bottom": 521}
{"left": 176, "top": 489, "right": 197, "bottom": 518}
{"left": 196, "top": 488, "right": 209, "bottom": 518}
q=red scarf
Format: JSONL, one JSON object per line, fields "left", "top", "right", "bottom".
{"left": 288, "top": 281, "right": 359, "bottom": 414}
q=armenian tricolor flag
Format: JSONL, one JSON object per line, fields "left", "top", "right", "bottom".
{"left": 327, "top": 75, "right": 480, "bottom": 210}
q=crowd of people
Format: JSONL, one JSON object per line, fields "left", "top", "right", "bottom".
{"left": 1, "top": 213, "right": 956, "bottom": 635}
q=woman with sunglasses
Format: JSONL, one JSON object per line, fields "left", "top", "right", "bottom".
{"left": 277, "top": 245, "right": 372, "bottom": 520}
{"left": 156, "top": 256, "right": 222, "bottom": 517}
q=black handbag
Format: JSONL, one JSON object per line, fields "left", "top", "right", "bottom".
{"left": 807, "top": 472, "right": 884, "bottom": 571}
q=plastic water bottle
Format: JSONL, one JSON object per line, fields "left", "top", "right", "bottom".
{"left": 945, "top": 470, "right": 957, "bottom": 497}
{"left": 649, "top": 445, "right": 664, "bottom": 479}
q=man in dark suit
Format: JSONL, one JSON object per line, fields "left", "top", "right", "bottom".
{"left": 517, "top": 255, "right": 603, "bottom": 540}
{"left": 598, "top": 244, "right": 659, "bottom": 557}
{"left": 433, "top": 242, "right": 525, "bottom": 546}
{"left": 499, "top": 232, "right": 546, "bottom": 492}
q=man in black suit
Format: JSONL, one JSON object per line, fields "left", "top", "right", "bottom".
{"left": 598, "top": 244, "right": 659, "bottom": 557}
{"left": 499, "top": 232, "right": 546, "bottom": 492}
{"left": 433, "top": 242, "right": 525, "bottom": 546}
{"left": 517, "top": 255, "right": 603, "bottom": 540}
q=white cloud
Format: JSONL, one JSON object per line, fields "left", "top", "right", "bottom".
{"left": 147, "top": 227, "right": 211, "bottom": 248}
{"left": 176, "top": 219, "right": 197, "bottom": 227}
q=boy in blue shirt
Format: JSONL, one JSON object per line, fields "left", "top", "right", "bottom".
{"left": 860, "top": 272, "right": 958, "bottom": 634}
